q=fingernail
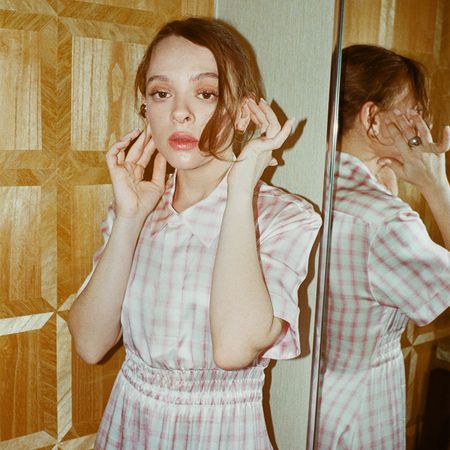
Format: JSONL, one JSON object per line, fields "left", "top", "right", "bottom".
{"left": 260, "top": 98, "right": 267, "bottom": 103}
{"left": 393, "top": 109, "right": 401, "bottom": 116}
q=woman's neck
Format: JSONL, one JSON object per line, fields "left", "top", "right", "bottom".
{"left": 339, "top": 131, "right": 381, "bottom": 176}
{"left": 173, "top": 152, "right": 234, "bottom": 212}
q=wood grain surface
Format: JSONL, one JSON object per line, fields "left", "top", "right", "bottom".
{"left": 0, "top": 1, "right": 213, "bottom": 448}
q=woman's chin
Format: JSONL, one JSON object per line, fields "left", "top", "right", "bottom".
{"left": 162, "top": 151, "right": 213, "bottom": 171}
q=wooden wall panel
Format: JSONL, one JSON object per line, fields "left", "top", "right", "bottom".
{"left": 0, "top": 29, "right": 41, "bottom": 150}
{"left": 343, "top": 1, "right": 450, "bottom": 448}
{"left": 0, "top": 187, "right": 41, "bottom": 303}
{"left": 391, "top": 0, "right": 441, "bottom": 56}
{"left": 71, "top": 37, "right": 143, "bottom": 150}
{"left": 0, "top": 1, "right": 213, "bottom": 448}
{"left": 0, "top": 315, "right": 56, "bottom": 443}
{"left": 72, "top": 185, "right": 113, "bottom": 292}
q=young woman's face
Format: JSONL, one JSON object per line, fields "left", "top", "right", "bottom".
{"left": 144, "top": 36, "right": 227, "bottom": 170}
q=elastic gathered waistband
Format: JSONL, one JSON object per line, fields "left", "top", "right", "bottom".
{"left": 121, "top": 351, "right": 265, "bottom": 405}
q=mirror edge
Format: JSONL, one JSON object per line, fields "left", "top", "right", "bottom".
{"left": 306, "top": 0, "right": 345, "bottom": 448}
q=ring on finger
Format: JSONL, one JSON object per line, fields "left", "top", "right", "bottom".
{"left": 407, "top": 135, "right": 422, "bottom": 147}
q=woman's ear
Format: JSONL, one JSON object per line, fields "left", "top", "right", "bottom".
{"left": 360, "top": 101, "right": 380, "bottom": 138}
{"left": 140, "top": 102, "right": 147, "bottom": 119}
{"left": 235, "top": 98, "right": 251, "bottom": 132}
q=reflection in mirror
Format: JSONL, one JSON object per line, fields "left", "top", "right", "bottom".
{"left": 316, "top": 1, "right": 450, "bottom": 449}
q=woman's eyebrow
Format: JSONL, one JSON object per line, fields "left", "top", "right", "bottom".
{"left": 146, "top": 75, "right": 169, "bottom": 86}
{"left": 146, "top": 72, "right": 219, "bottom": 87}
{"left": 191, "top": 72, "right": 219, "bottom": 81}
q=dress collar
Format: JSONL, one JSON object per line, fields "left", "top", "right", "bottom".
{"left": 148, "top": 170, "right": 228, "bottom": 247}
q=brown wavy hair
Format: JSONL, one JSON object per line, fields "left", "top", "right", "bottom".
{"left": 339, "top": 44, "right": 430, "bottom": 138}
{"left": 135, "top": 17, "right": 264, "bottom": 157}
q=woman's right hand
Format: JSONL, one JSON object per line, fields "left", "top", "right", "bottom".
{"left": 383, "top": 109, "right": 449, "bottom": 195}
{"left": 106, "top": 125, "right": 167, "bottom": 222}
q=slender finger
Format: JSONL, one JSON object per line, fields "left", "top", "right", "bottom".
{"left": 407, "top": 109, "right": 433, "bottom": 143}
{"left": 258, "top": 99, "right": 281, "bottom": 138}
{"left": 106, "top": 130, "right": 140, "bottom": 168}
{"left": 439, "top": 125, "right": 450, "bottom": 153}
{"left": 248, "top": 98, "right": 270, "bottom": 133}
{"left": 430, "top": 125, "right": 450, "bottom": 154}
{"left": 117, "top": 148, "right": 125, "bottom": 165}
{"left": 133, "top": 164, "right": 145, "bottom": 181}
{"left": 384, "top": 119, "right": 410, "bottom": 158}
{"left": 151, "top": 153, "right": 167, "bottom": 187}
{"left": 256, "top": 117, "right": 294, "bottom": 151}
{"left": 377, "top": 157, "right": 405, "bottom": 180}
{"left": 136, "top": 136, "right": 157, "bottom": 169}
{"left": 376, "top": 163, "right": 399, "bottom": 195}
{"left": 391, "top": 109, "right": 416, "bottom": 141}
{"left": 406, "top": 110, "right": 448, "bottom": 154}
{"left": 125, "top": 130, "right": 148, "bottom": 163}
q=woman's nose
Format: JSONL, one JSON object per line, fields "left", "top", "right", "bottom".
{"left": 171, "top": 100, "right": 193, "bottom": 124}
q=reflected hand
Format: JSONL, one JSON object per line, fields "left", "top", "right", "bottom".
{"left": 375, "top": 163, "right": 399, "bottom": 196}
{"left": 227, "top": 98, "right": 294, "bottom": 194}
{"left": 106, "top": 126, "right": 167, "bottom": 221}
{"left": 382, "top": 109, "right": 449, "bottom": 195}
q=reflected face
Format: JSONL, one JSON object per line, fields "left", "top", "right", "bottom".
{"left": 144, "top": 36, "right": 223, "bottom": 170}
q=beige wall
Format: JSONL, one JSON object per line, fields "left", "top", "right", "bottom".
{"left": 216, "top": 1, "right": 336, "bottom": 448}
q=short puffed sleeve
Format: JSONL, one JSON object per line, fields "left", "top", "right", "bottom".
{"left": 75, "top": 203, "right": 116, "bottom": 296}
{"left": 368, "top": 212, "right": 450, "bottom": 326}
{"left": 257, "top": 194, "right": 321, "bottom": 360}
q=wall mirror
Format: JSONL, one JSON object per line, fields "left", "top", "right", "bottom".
{"left": 313, "top": 1, "right": 450, "bottom": 449}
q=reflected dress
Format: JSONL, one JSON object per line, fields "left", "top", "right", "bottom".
{"left": 318, "top": 152, "right": 450, "bottom": 449}
{"left": 78, "top": 171, "right": 321, "bottom": 449}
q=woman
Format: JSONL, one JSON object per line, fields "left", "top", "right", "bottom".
{"left": 68, "top": 18, "right": 321, "bottom": 449}
{"left": 318, "top": 45, "right": 450, "bottom": 449}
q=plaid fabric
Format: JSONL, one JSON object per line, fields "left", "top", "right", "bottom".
{"left": 317, "top": 152, "right": 450, "bottom": 449}
{"left": 79, "top": 171, "right": 321, "bottom": 449}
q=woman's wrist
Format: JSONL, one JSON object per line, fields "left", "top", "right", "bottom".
{"left": 226, "top": 187, "right": 255, "bottom": 206}
{"left": 419, "top": 179, "right": 450, "bottom": 200}
{"left": 112, "top": 215, "right": 146, "bottom": 240}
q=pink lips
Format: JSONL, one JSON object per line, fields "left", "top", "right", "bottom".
{"left": 168, "top": 132, "right": 199, "bottom": 151}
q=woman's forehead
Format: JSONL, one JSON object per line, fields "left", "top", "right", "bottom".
{"left": 147, "top": 36, "right": 218, "bottom": 79}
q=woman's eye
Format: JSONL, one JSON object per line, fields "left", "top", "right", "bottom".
{"left": 197, "top": 91, "right": 218, "bottom": 100}
{"left": 150, "top": 91, "right": 171, "bottom": 100}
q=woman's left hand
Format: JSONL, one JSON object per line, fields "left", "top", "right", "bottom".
{"left": 382, "top": 109, "right": 450, "bottom": 196}
{"left": 227, "top": 98, "right": 294, "bottom": 195}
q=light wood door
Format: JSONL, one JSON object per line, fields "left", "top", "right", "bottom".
{"left": 343, "top": 1, "right": 450, "bottom": 447}
{"left": 0, "top": 1, "right": 212, "bottom": 448}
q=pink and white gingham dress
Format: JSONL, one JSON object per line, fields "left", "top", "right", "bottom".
{"left": 317, "top": 152, "right": 450, "bottom": 449}
{"left": 80, "top": 172, "right": 321, "bottom": 450}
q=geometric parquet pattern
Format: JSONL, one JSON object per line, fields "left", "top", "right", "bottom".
{"left": 343, "top": 1, "right": 450, "bottom": 448}
{"left": 0, "top": 1, "right": 212, "bottom": 448}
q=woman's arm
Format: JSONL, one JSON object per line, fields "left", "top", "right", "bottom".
{"left": 210, "top": 99, "right": 294, "bottom": 370}
{"left": 69, "top": 216, "right": 144, "bottom": 364}
{"left": 68, "top": 127, "right": 166, "bottom": 364}
{"left": 384, "top": 110, "right": 450, "bottom": 249}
